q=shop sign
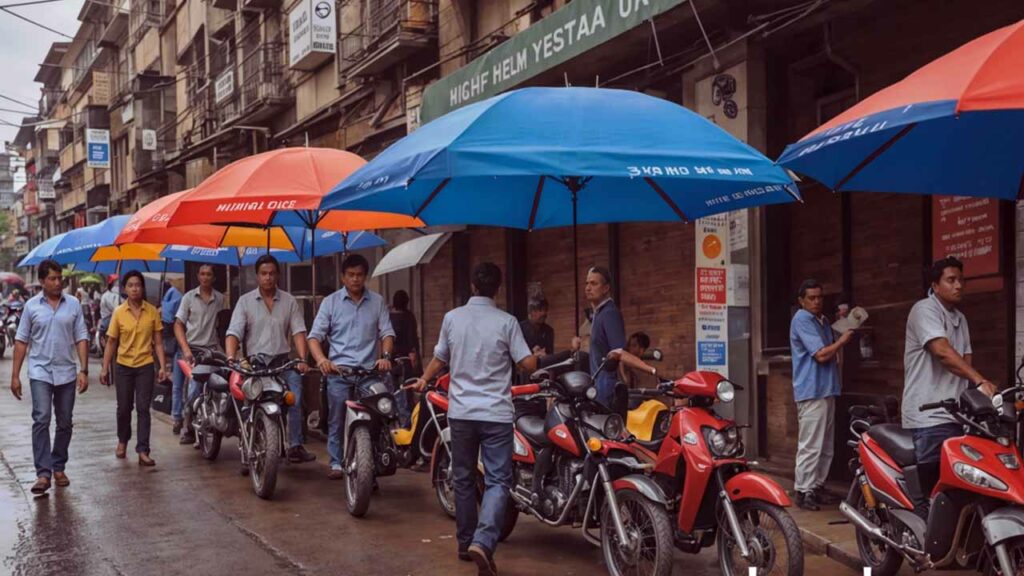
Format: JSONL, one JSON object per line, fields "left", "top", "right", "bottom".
{"left": 215, "top": 70, "right": 235, "bottom": 104}
{"left": 932, "top": 195, "right": 1000, "bottom": 282}
{"left": 86, "top": 129, "right": 110, "bottom": 169}
{"left": 421, "top": 0, "right": 685, "bottom": 122}
{"left": 695, "top": 214, "right": 729, "bottom": 376}
{"left": 288, "top": 0, "right": 336, "bottom": 71}
{"left": 142, "top": 129, "right": 157, "bottom": 151}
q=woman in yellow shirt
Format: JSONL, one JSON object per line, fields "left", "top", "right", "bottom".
{"left": 101, "top": 270, "right": 168, "bottom": 466}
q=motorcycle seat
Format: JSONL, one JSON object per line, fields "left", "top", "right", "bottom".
{"left": 868, "top": 423, "right": 917, "bottom": 468}
{"left": 516, "top": 415, "right": 550, "bottom": 446}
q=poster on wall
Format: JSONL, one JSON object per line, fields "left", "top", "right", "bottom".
{"left": 932, "top": 195, "right": 1001, "bottom": 291}
{"left": 86, "top": 129, "right": 110, "bottom": 169}
{"left": 695, "top": 214, "right": 729, "bottom": 376}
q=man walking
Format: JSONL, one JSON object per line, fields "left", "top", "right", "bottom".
{"left": 309, "top": 254, "right": 396, "bottom": 479}
{"left": 408, "top": 263, "right": 538, "bottom": 576}
{"left": 904, "top": 257, "right": 995, "bottom": 518}
{"left": 519, "top": 296, "right": 554, "bottom": 355}
{"left": 790, "top": 279, "right": 854, "bottom": 511}
{"left": 162, "top": 281, "right": 186, "bottom": 435}
{"left": 226, "top": 255, "right": 315, "bottom": 465}
{"left": 174, "top": 264, "right": 226, "bottom": 444}
{"left": 9, "top": 259, "right": 90, "bottom": 494}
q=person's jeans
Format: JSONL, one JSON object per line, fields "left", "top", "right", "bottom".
{"left": 170, "top": 351, "right": 186, "bottom": 421}
{"left": 794, "top": 397, "right": 836, "bottom": 493}
{"left": 281, "top": 369, "right": 304, "bottom": 449}
{"left": 450, "top": 418, "right": 513, "bottom": 555}
{"left": 595, "top": 374, "right": 616, "bottom": 409}
{"left": 115, "top": 363, "right": 155, "bottom": 454}
{"left": 29, "top": 380, "right": 76, "bottom": 478}
{"left": 910, "top": 422, "right": 962, "bottom": 518}
{"left": 326, "top": 374, "right": 379, "bottom": 468}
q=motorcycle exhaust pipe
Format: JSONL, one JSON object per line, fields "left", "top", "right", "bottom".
{"left": 838, "top": 501, "right": 906, "bottom": 551}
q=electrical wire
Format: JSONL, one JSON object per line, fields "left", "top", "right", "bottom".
{"left": 0, "top": 5, "right": 73, "bottom": 38}
{"left": 0, "top": 93, "right": 39, "bottom": 110}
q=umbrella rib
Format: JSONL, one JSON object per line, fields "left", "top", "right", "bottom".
{"left": 414, "top": 178, "right": 451, "bottom": 219}
{"left": 643, "top": 177, "right": 689, "bottom": 222}
{"left": 527, "top": 176, "right": 546, "bottom": 230}
{"left": 834, "top": 123, "right": 916, "bottom": 192}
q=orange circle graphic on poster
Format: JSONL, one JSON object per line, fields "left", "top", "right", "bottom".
{"left": 702, "top": 234, "right": 722, "bottom": 260}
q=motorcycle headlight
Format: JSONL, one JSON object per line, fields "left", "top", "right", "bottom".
{"left": 716, "top": 380, "right": 735, "bottom": 403}
{"left": 585, "top": 386, "right": 598, "bottom": 400}
{"left": 376, "top": 396, "right": 394, "bottom": 416}
{"left": 953, "top": 462, "right": 1007, "bottom": 491}
{"left": 702, "top": 426, "right": 742, "bottom": 458}
{"left": 602, "top": 414, "right": 625, "bottom": 439}
{"left": 242, "top": 377, "right": 264, "bottom": 401}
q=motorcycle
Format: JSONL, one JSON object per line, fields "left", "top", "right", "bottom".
{"left": 629, "top": 372, "right": 804, "bottom": 576}
{"left": 0, "top": 301, "right": 22, "bottom": 358}
{"left": 389, "top": 358, "right": 440, "bottom": 468}
{"left": 841, "top": 363, "right": 1024, "bottom": 576}
{"left": 339, "top": 365, "right": 403, "bottom": 517}
{"left": 500, "top": 357, "right": 676, "bottom": 576}
{"left": 222, "top": 353, "right": 304, "bottom": 499}
{"left": 178, "top": 349, "right": 237, "bottom": 462}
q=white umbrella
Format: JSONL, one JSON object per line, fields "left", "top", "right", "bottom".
{"left": 372, "top": 233, "right": 451, "bottom": 278}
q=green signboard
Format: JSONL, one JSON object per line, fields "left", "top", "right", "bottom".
{"left": 420, "top": 0, "right": 684, "bottom": 123}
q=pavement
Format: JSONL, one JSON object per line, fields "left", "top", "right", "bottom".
{"left": 0, "top": 358, "right": 855, "bottom": 576}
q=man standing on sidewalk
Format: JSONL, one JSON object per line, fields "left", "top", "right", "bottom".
{"left": 790, "top": 279, "right": 854, "bottom": 511}
{"left": 407, "top": 263, "right": 539, "bottom": 576}
{"left": 174, "top": 264, "right": 226, "bottom": 445}
{"left": 9, "top": 259, "right": 90, "bottom": 494}
{"left": 162, "top": 281, "right": 186, "bottom": 436}
{"left": 308, "top": 254, "right": 395, "bottom": 479}
{"left": 571, "top": 267, "right": 625, "bottom": 408}
{"left": 226, "top": 255, "right": 315, "bottom": 465}
{"left": 903, "top": 257, "right": 995, "bottom": 519}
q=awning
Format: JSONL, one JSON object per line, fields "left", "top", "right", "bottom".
{"left": 372, "top": 233, "right": 450, "bottom": 278}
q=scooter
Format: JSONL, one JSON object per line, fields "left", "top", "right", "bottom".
{"left": 629, "top": 372, "right": 804, "bottom": 576}
{"left": 841, "top": 363, "right": 1024, "bottom": 576}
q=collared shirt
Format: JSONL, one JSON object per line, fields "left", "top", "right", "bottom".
{"left": 309, "top": 288, "right": 395, "bottom": 369}
{"left": 434, "top": 296, "right": 532, "bottom": 423}
{"left": 161, "top": 286, "right": 182, "bottom": 325}
{"left": 100, "top": 288, "right": 121, "bottom": 321}
{"left": 903, "top": 292, "right": 972, "bottom": 428}
{"left": 519, "top": 320, "right": 554, "bottom": 355}
{"left": 15, "top": 293, "right": 89, "bottom": 385}
{"left": 107, "top": 300, "right": 162, "bottom": 368}
{"left": 227, "top": 288, "right": 306, "bottom": 358}
{"left": 175, "top": 287, "right": 226, "bottom": 350}
{"left": 790, "top": 309, "right": 840, "bottom": 402}
{"left": 589, "top": 299, "right": 626, "bottom": 391}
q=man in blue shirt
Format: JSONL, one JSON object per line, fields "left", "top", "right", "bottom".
{"left": 789, "top": 279, "right": 853, "bottom": 510}
{"left": 572, "top": 266, "right": 626, "bottom": 408}
{"left": 408, "top": 262, "right": 538, "bottom": 576}
{"left": 9, "top": 259, "right": 90, "bottom": 495}
{"left": 309, "top": 254, "right": 396, "bottom": 479}
{"left": 161, "top": 282, "right": 186, "bottom": 435}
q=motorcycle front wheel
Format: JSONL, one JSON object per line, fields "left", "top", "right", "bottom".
{"left": 852, "top": 487, "right": 903, "bottom": 576}
{"left": 717, "top": 500, "right": 804, "bottom": 576}
{"left": 982, "top": 536, "right": 1024, "bottom": 576}
{"left": 601, "top": 489, "right": 674, "bottom": 576}
{"left": 431, "top": 438, "right": 457, "bottom": 519}
{"left": 346, "top": 426, "right": 375, "bottom": 517}
{"left": 250, "top": 411, "right": 281, "bottom": 500}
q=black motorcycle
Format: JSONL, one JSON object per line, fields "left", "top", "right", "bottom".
{"left": 338, "top": 366, "right": 400, "bottom": 517}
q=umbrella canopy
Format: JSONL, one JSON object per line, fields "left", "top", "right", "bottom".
{"left": 239, "top": 230, "right": 386, "bottom": 265}
{"left": 0, "top": 271, "right": 25, "bottom": 284}
{"left": 372, "top": 233, "right": 451, "bottom": 278}
{"left": 19, "top": 232, "right": 68, "bottom": 267}
{"left": 73, "top": 259, "right": 184, "bottom": 274}
{"left": 159, "top": 246, "right": 244, "bottom": 266}
{"left": 48, "top": 216, "right": 132, "bottom": 265}
{"left": 322, "top": 87, "right": 798, "bottom": 227}
{"left": 778, "top": 20, "right": 1024, "bottom": 199}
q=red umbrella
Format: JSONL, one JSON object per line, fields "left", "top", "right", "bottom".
{"left": 0, "top": 272, "right": 25, "bottom": 284}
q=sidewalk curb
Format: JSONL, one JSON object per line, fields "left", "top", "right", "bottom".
{"left": 799, "top": 526, "right": 863, "bottom": 571}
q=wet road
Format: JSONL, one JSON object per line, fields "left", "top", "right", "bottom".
{"left": 0, "top": 359, "right": 851, "bottom": 576}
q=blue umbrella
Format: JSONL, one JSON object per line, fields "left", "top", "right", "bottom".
{"left": 18, "top": 232, "right": 68, "bottom": 267}
{"left": 239, "top": 230, "right": 386, "bottom": 265}
{"left": 50, "top": 216, "right": 133, "bottom": 265}
{"left": 74, "top": 259, "right": 186, "bottom": 274}
{"left": 322, "top": 87, "right": 797, "bottom": 326}
{"left": 159, "top": 246, "right": 243, "bottom": 266}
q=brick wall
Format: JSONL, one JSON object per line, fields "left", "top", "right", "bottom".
{"left": 421, "top": 240, "right": 453, "bottom": 362}
{"left": 469, "top": 226, "right": 507, "bottom": 308}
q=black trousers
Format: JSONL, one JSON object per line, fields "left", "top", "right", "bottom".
{"left": 115, "top": 363, "right": 155, "bottom": 454}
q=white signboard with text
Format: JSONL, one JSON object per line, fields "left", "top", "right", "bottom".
{"left": 288, "top": 0, "right": 336, "bottom": 71}
{"left": 695, "top": 214, "right": 730, "bottom": 376}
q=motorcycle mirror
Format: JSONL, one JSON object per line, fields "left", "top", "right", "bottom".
{"left": 993, "top": 394, "right": 1004, "bottom": 409}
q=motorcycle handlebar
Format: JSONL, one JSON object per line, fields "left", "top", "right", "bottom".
{"left": 230, "top": 358, "right": 308, "bottom": 377}
{"left": 919, "top": 400, "right": 954, "bottom": 412}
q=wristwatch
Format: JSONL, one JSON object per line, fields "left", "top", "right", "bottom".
{"left": 381, "top": 352, "right": 393, "bottom": 361}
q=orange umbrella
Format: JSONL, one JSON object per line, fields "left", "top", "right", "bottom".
{"left": 166, "top": 148, "right": 422, "bottom": 230}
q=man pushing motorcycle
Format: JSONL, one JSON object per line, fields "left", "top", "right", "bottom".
{"left": 407, "top": 262, "right": 539, "bottom": 576}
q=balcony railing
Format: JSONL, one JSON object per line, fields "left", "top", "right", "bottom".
{"left": 339, "top": 0, "right": 437, "bottom": 78}
{"left": 240, "top": 42, "right": 289, "bottom": 111}
{"left": 130, "top": 0, "right": 165, "bottom": 46}
{"left": 38, "top": 89, "right": 63, "bottom": 117}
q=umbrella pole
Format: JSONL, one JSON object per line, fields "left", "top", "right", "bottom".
{"left": 573, "top": 188, "right": 579, "bottom": 336}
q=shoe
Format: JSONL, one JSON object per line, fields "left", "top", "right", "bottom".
{"left": 172, "top": 420, "right": 182, "bottom": 436}
{"left": 328, "top": 468, "right": 344, "bottom": 480}
{"left": 813, "top": 485, "right": 842, "bottom": 505}
{"left": 53, "top": 472, "right": 70, "bottom": 487}
{"left": 287, "top": 446, "right": 316, "bottom": 464}
{"left": 458, "top": 549, "right": 472, "bottom": 562}
{"left": 30, "top": 476, "right": 50, "bottom": 494}
{"left": 467, "top": 544, "right": 496, "bottom": 576}
{"left": 138, "top": 454, "right": 156, "bottom": 467}
{"left": 795, "top": 491, "right": 820, "bottom": 511}
{"left": 179, "top": 432, "right": 196, "bottom": 445}
{"left": 115, "top": 443, "right": 127, "bottom": 459}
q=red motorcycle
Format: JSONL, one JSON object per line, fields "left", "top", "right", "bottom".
{"left": 630, "top": 372, "right": 804, "bottom": 576}
{"left": 842, "top": 377, "right": 1024, "bottom": 576}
